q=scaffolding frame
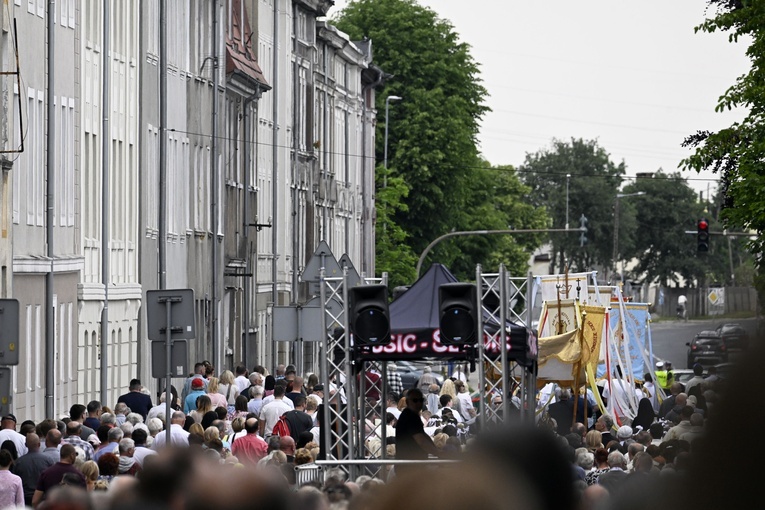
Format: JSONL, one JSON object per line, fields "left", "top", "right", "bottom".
{"left": 319, "top": 264, "right": 536, "bottom": 479}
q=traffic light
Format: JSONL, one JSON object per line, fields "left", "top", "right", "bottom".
{"left": 579, "top": 214, "right": 588, "bottom": 247}
{"left": 697, "top": 218, "right": 710, "bottom": 252}
{"left": 438, "top": 283, "right": 478, "bottom": 346}
{"left": 349, "top": 285, "right": 391, "bottom": 346}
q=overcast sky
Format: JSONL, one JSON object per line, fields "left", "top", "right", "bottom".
{"left": 328, "top": 0, "right": 751, "bottom": 196}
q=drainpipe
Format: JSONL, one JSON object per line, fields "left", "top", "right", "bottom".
{"left": 212, "top": 0, "right": 220, "bottom": 372}
{"left": 360, "top": 67, "right": 383, "bottom": 276}
{"left": 322, "top": 48, "right": 329, "bottom": 239}
{"left": 243, "top": 85, "right": 260, "bottom": 370}
{"left": 100, "top": 0, "right": 111, "bottom": 406}
{"left": 291, "top": 6, "right": 299, "bottom": 368}
{"left": 159, "top": 0, "right": 167, "bottom": 289}
{"left": 271, "top": 1, "right": 280, "bottom": 363}
{"left": 44, "top": 0, "right": 56, "bottom": 419}
{"left": 344, "top": 105, "right": 349, "bottom": 257}
{"left": 291, "top": 6, "right": 298, "bottom": 308}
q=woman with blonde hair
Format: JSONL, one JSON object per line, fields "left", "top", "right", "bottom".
{"left": 218, "top": 370, "right": 240, "bottom": 405}
{"left": 585, "top": 429, "right": 603, "bottom": 452}
{"left": 189, "top": 395, "right": 215, "bottom": 424}
{"left": 440, "top": 378, "right": 457, "bottom": 400}
{"left": 226, "top": 416, "right": 248, "bottom": 445}
{"left": 433, "top": 433, "right": 449, "bottom": 450}
{"left": 79, "top": 460, "right": 99, "bottom": 491}
{"left": 204, "top": 426, "right": 220, "bottom": 443}
{"left": 188, "top": 422, "right": 205, "bottom": 441}
{"left": 440, "top": 379, "right": 462, "bottom": 416}
{"left": 205, "top": 377, "right": 229, "bottom": 409}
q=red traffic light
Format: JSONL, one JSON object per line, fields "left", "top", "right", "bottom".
{"left": 697, "top": 218, "right": 710, "bottom": 252}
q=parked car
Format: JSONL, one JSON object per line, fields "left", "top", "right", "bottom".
{"left": 396, "top": 360, "right": 444, "bottom": 390}
{"left": 671, "top": 368, "right": 707, "bottom": 389}
{"left": 686, "top": 331, "right": 727, "bottom": 368}
{"left": 714, "top": 322, "right": 750, "bottom": 351}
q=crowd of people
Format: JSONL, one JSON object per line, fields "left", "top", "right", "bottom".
{"left": 0, "top": 349, "right": 758, "bottom": 510}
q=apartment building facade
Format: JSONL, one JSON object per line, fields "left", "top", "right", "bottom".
{"left": 0, "top": 0, "right": 379, "bottom": 420}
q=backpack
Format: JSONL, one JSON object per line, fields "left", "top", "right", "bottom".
{"left": 272, "top": 414, "right": 292, "bottom": 438}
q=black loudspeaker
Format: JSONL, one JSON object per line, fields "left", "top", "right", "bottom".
{"left": 349, "top": 285, "right": 391, "bottom": 346}
{"left": 439, "top": 283, "right": 478, "bottom": 345}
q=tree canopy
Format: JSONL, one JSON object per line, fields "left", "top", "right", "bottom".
{"left": 682, "top": 1, "right": 764, "bottom": 267}
{"left": 519, "top": 138, "right": 625, "bottom": 274}
{"left": 335, "top": 0, "right": 548, "bottom": 284}
{"left": 621, "top": 172, "right": 708, "bottom": 286}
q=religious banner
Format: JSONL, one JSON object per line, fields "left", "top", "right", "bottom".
{"left": 588, "top": 286, "right": 613, "bottom": 306}
{"left": 534, "top": 272, "right": 598, "bottom": 304}
{"left": 537, "top": 329, "right": 584, "bottom": 383}
{"left": 599, "top": 302, "right": 648, "bottom": 380}
{"left": 538, "top": 298, "right": 579, "bottom": 338}
{"left": 581, "top": 304, "right": 606, "bottom": 374}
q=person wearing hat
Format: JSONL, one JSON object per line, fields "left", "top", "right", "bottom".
{"left": 184, "top": 377, "right": 207, "bottom": 414}
{"left": 0, "top": 414, "right": 27, "bottom": 458}
{"left": 117, "top": 379, "right": 153, "bottom": 421}
{"left": 616, "top": 425, "right": 634, "bottom": 454}
{"left": 655, "top": 361, "right": 673, "bottom": 392}
{"left": 386, "top": 363, "right": 404, "bottom": 401}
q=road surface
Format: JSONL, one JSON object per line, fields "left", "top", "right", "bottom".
{"left": 650, "top": 316, "right": 759, "bottom": 369}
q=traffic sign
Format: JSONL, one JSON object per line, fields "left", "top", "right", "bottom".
{"left": 0, "top": 368, "right": 11, "bottom": 416}
{"left": 146, "top": 289, "right": 196, "bottom": 341}
{"left": 151, "top": 340, "right": 189, "bottom": 378}
{"left": 0, "top": 299, "right": 19, "bottom": 365}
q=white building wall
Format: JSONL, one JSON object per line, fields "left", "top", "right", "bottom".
{"left": 8, "top": 0, "right": 83, "bottom": 422}
{"left": 77, "top": 0, "right": 141, "bottom": 409}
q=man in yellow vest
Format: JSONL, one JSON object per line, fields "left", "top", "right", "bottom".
{"left": 655, "top": 361, "right": 673, "bottom": 391}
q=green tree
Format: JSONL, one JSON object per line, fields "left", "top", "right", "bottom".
{"left": 620, "top": 172, "right": 708, "bottom": 286}
{"left": 334, "top": 0, "right": 489, "bottom": 258}
{"left": 519, "top": 138, "right": 625, "bottom": 274}
{"left": 434, "top": 162, "right": 550, "bottom": 281}
{"left": 681, "top": 1, "right": 765, "bottom": 289}
{"left": 375, "top": 167, "right": 418, "bottom": 288}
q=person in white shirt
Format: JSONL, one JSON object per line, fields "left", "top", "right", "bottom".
{"left": 258, "top": 385, "right": 293, "bottom": 437}
{"left": 130, "top": 429, "right": 157, "bottom": 468}
{"left": 454, "top": 381, "right": 475, "bottom": 423}
{"left": 385, "top": 393, "right": 401, "bottom": 420}
{"left": 261, "top": 381, "right": 295, "bottom": 411}
{"left": 151, "top": 411, "right": 190, "bottom": 450}
{"left": 0, "top": 415, "right": 28, "bottom": 457}
{"left": 234, "top": 365, "right": 250, "bottom": 394}
{"left": 434, "top": 395, "right": 464, "bottom": 424}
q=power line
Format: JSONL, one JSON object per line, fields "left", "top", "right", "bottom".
{"left": 165, "top": 126, "right": 721, "bottom": 183}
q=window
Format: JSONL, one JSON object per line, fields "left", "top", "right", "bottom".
{"left": 57, "top": 97, "right": 75, "bottom": 226}
{"left": 147, "top": 1, "right": 158, "bottom": 57}
{"left": 26, "top": 89, "right": 44, "bottom": 227}
{"left": 61, "top": 0, "right": 75, "bottom": 28}
{"left": 12, "top": 85, "right": 20, "bottom": 224}
{"left": 146, "top": 125, "right": 159, "bottom": 232}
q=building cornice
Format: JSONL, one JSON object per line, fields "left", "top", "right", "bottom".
{"left": 13, "top": 256, "right": 85, "bottom": 274}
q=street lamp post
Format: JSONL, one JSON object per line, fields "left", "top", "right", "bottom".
{"left": 612, "top": 191, "right": 646, "bottom": 281}
{"left": 383, "top": 95, "right": 402, "bottom": 187}
{"left": 565, "top": 174, "right": 571, "bottom": 229}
